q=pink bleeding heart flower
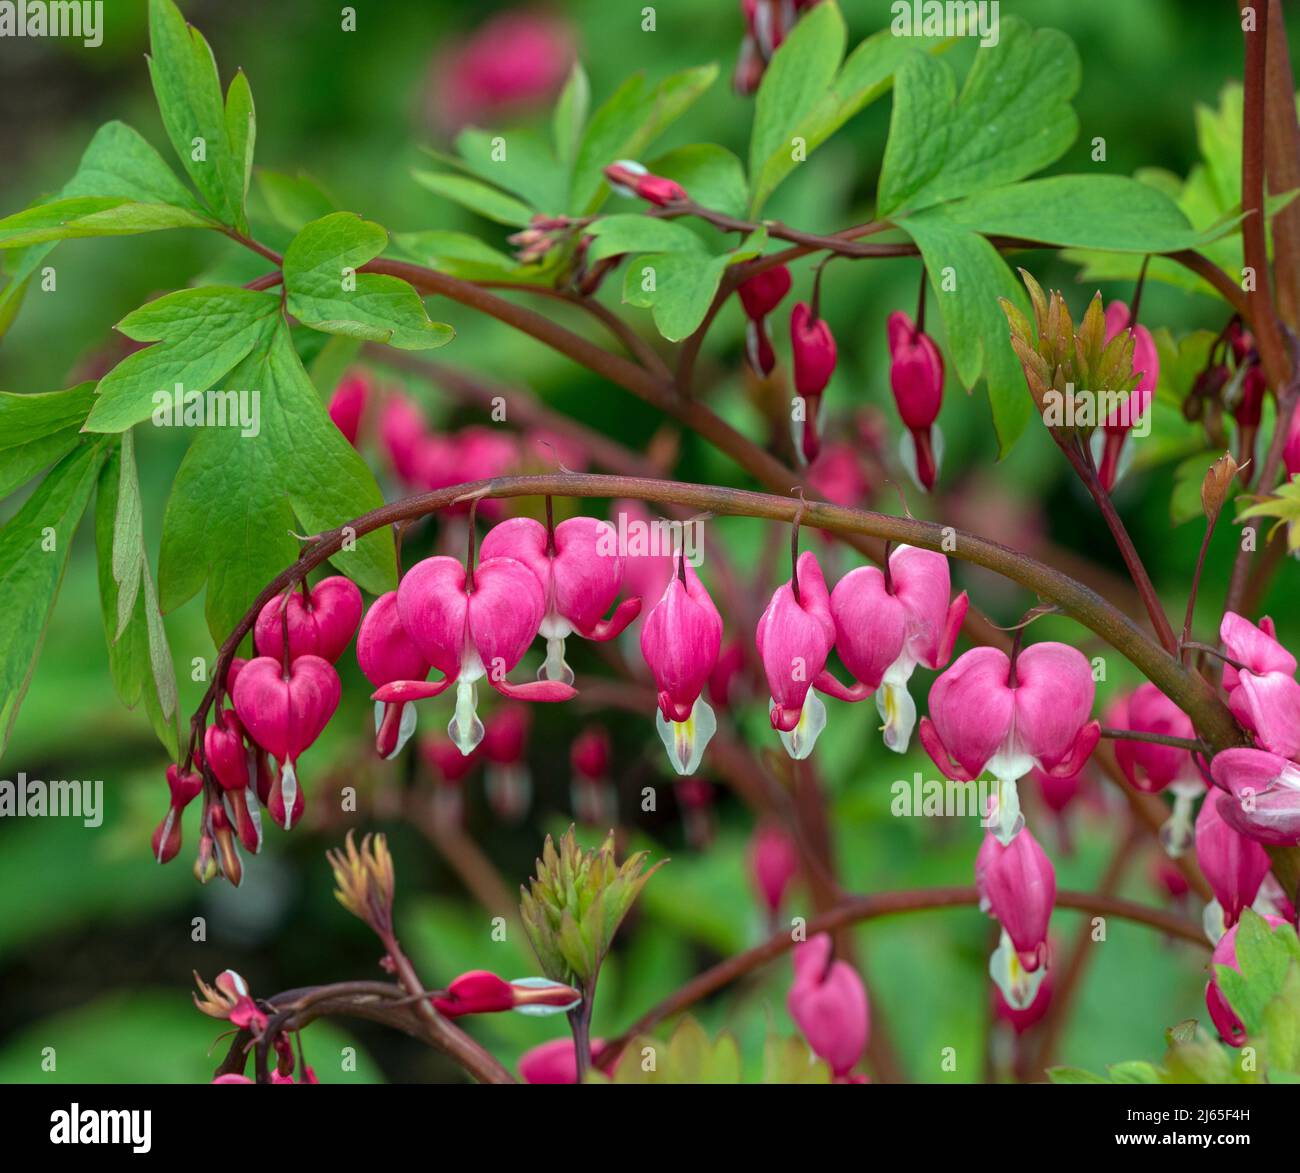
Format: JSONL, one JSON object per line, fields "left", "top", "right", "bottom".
{"left": 1218, "top": 613, "right": 1300, "bottom": 760}
{"left": 738, "top": 265, "right": 792, "bottom": 322}
{"left": 480, "top": 516, "right": 641, "bottom": 684}
{"left": 446, "top": 428, "right": 520, "bottom": 520}
{"left": 1284, "top": 409, "right": 1300, "bottom": 478}
{"left": 1033, "top": 764, "right": 1084, "bottom": 816}
{"left": 1205, "top": 914, "right": 1292, "bottom": 1045}
{"left": 571, "top": 724, "right": 611, "bottom": 781}
{"left": 920, "top": 643, "right": 1100, "bottom": 844}
{"left": 1210, "top": 747, "right": 1300, "bottom": 847}
{"left": 787, "top": 932, "right": 869, "bottom": 1080}
{"left": 749, "top": 821, "right": 800, "bottom": 921}
{"left": 640, "top": 561, "right": 723, "bottom": 775}
{"left": 374, "top": 554, "right": 575, "bottom": 756}
{"left": 429, "top": 11, "right": 574, "bottom": 134}
{"left": 790, "top": 302, "right": 836, "bottom": 462}
{"left": 204, "top": 709, "right": 261, "bottom": 854}
{"left": 1195, "top": 791, "right": 1272, "bottom": 935}
{"left": 1106, "top": 682, "right": 1203, "bottom": 856}
{"left": 379, "top": 390, "right": 429, "bottom": 484}
{"left": 831, "top": 546, "right": 968, "bottom": 755}
{"left": 806, "top": 442, "right": 871, "bottom": 510}
{"left": 756, "top": 550, "right": 868, "bottom": 758}
{"left": 887, "top": 311, "right": 945, "bottom": 492}
{"left": 357, "top": 591, "right": 431, "bottom": 760}
{"left": 433, "top": 970, "right": 580, "bottom": 1018}
{"left": 603, "top": 161, "right": 688, "bottom": 207}
{"left": 994, "top": 958, "right": 1054, "bottom": 1034}
{"left": 327, "top": 371, "right": 370, "bottom": 447}
{"left": 611, "top": 500, "right": 675, "bottom": 607}
{"left": 708, "top": 638, "right": 749, "bottom": 710}
{"left": 1220, "top": 612, "right": 1296, "bottom": 686}
{"left": 1092, "top": 301, "right": 1158, "bottom": 493}
{"left": 152, "top": 763, "right": 203, "bottom": 865}
{"left": 254, "top": 576, "right": 363, "bottom": 665}
{"left": 518, "top": 1037, "right": 610, "bottom": 1084}
{"left": 977, "top": 827, "right": 1056, "bottom": 1008}
{"left": 232, "top": 655, "right": 341, "bottom": 831}
{"left": 481, "top": 704, "right": 533, "bottom": 822}
{"left": 738, "top": 266, "right": 792, "bottom": 376}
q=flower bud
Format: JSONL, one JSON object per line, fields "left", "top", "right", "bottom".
{"left": 887, "top": 311, "right": 944, "bottom": 491}
{"left": 603, "top": 161, "right": 688, "bottom": 207}
{"left": 1201, "top": 452, "right": 1240, "bottom": 522}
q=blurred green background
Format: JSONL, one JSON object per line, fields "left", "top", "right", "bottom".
{"left": 0, "top": 0, "right": 1295, "bottom": 1083}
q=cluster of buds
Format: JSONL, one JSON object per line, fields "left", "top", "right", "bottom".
{"left": 1003, "top": 271, "right": 1153, "bottom": 493}
{"left": 786, "top": 932, "right": 869, "bottom": 1082}
{"left": 734, "top": 0, "right": 824, "bottom": 95}
{"left": 162, "top": 576, "right": 357, "bottom": 883}
{"left": 507, "top": 213, "right": 578, "bottom": 266}
{"left": 887, "top": 310, "right": 945, "bottom": 491}
{"left": 326, "top": 830, "right": 397, "bottom": 936}
{"left": 977, "top": 826, "right": 1056, "bottom": 1010}
{"left": 519, "top": 828, "right": 662, "bottom": 990}
{"left": 602, "top": 161, "right": 689, "bottom": 207}
{"left": 198, "top": 969, "right": 321, "bottom": 1084}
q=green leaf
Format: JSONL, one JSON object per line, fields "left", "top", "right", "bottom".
{"left": 224, "top": 69, "right": 256, "bottom": 216}
{"left": 569, "top": 64, "right": 719, "bottom": 215}
{"left": 85, "top": 287, "right": 282, "bottom": 433}
{"left": 1216, "top": 910, "right": 1300, "bottom": 1036}
{"left": 553, "top": 62, "right": 590, "bottom": 168}
{"left": 412, "top": 171, "right": 535, "bottom": 227}
{"left": 0, "top": 384, "right": 96, "bottom": 498}
{"left": 159, "top": 322, "right": 395, "bottom": 642}
{"left": 1262, "top": 965, "right": 1300, "bottom": 1074}
{"left": 283, "top": 212, "right": 455, "bottom": 350}
{"left": 622, "top": 229, "right": 765, "bottom": 342}
{"left": 877, "top": 17, "right": 1080, "bottom": 217}
{"left": 942, "top": 175, "right": 1231, "bottom": 253}
{"left": 763, "top": 1033, "right": 833, "bottom": 1084}
{"left": 749, "top": 1, "right": 844, "bottom": 205}
{"left": 254, "top": 169, "right": 334, "bottom": 234}
{"left": 748, "top": 9, "right": 941, "bottom": 213}
{"left": 898, "top": 206, "right": 1033, "bottom": 454}
{"left": 147, "top": 0, "right": 247, "bottom": 228}
{"left": 390, "top": 230, "right": 524, "bottom": 282}
{"left": 648, "top": 145, "right": 749, "bottom": 219}
{"left": 452, "top": 128, "right": 567, "bottom": 216}
{"left": 94, "top": 436, "right": 180, "bottom": 757}
{"left": 1047, "top": 1065, "right": 1110, "bottom": 1084}
{"left": 0, "top": 196, "right": 212, "bottom": 248}
{"left": 1107, "top": 1060, "right": 1165, "bottom": 1084}
{"left": 586, "top": 214, "right": 708, "bottom": 263}
{"left": 61, "top": 120, "right": 207, "bottom": 213}
{"left": 0, "top": 441, "right": 106, "bottom": 760}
